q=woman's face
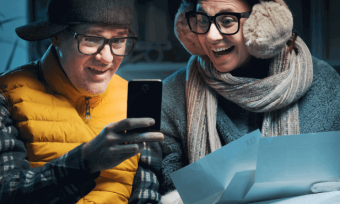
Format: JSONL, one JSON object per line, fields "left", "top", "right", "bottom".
{"left": 197, "top": 0, "right": 252, "bottom": 72}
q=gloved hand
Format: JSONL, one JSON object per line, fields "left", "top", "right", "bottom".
{"left": 82, "top": 118, "right": 163, "bottom": 173}
{"left": 160, "top": 190, "right": 184, "bottom": 204}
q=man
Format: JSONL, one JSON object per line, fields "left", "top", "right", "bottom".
{"left": 0, "top": 0, "right": 163, "bottom": 203}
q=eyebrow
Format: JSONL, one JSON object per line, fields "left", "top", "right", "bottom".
{"left": 86, "top": 28, "right": 128, "bottom": 37}
{"left": 116, "top": 30, "right": 129, "bottom": 36}
{"left": 85, "top": 28, "right": 104, "bottom": 35}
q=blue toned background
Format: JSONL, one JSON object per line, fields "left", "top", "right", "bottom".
{"left": 0, "top": 0, "right": 29, "bottom": 73}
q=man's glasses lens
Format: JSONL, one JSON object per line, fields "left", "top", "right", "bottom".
{"left": 77, "top": 35, "right": 136, "bottom": 56}
{"left": 188, "top": 13, "right": 239, "bottom": 34}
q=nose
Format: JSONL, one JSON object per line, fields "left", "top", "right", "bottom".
{"left": 206, "top": 22, "right": 224, "bottom": 43}
{"left": 95, "top": 44, "right": 113, "bottom": 64}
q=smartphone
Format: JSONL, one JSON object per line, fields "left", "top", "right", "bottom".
{"left": 127, "top": 79, "right": 162, "bottom": 133}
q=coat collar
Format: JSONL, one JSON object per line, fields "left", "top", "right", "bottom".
{"left": 40, "top": 45, "right": 111, "bottom": 107}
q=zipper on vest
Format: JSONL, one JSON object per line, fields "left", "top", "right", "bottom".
{"left": 85, "top": 97, "right": 91, "bottom": 119}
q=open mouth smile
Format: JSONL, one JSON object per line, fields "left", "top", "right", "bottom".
{"left": 212, "top": 46, "right": 235, "bottom": 56}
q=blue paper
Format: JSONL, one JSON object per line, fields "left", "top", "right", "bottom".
{"left": 242, "top": 131, "right": 340, "bottom": 203}
{"left": 170, "top": 129, "right": 263, "bottom": 204}
{"left": 170, "top": 131, "right": 340, "bottom": 204}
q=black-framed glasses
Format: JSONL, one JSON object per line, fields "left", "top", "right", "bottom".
{"left": 185, "top": 11, "right": 251, "bottom": 35}
{"left": 67, "top": 29, "right": 138, "bottom": 56}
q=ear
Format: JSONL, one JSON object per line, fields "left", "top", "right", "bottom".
{"left": 243, "top": 1, "right": 293, "bottom": 59}
{"left": 174, "top": 2, "right": 206, "bottom": 56}
{"left": 50, "top": 33, "right": 61, "bottom": 48}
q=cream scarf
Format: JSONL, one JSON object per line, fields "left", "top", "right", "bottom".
{"left": 186, "top": 37, "right": 313, "bottom": 163}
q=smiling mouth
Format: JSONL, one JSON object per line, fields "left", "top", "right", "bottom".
{"left": 88, "top": 67, "right": 109, "bottom": 74}
{"left": 212, "top": 46, "right": 235, "bottom": 56}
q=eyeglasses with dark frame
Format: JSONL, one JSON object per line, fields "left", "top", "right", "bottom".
{"left": 67, "top": 28, "right": 138, "bottom": 56}
{"left": 185, "top": 11, "right": 251, "bottom": 35}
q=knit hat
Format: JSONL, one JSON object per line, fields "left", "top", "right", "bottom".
{"left": 174, "top": 0, "right": 293, "bottom": 59}
{"left": 16, "top": 0, "right": 134, "bottom": 41}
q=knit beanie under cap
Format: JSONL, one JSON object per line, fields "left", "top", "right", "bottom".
{"left": 174, "top": 0, "right": 294, "bottom": 59}
{"left": 16, "top": 0, "right": 134, "bottom": 41}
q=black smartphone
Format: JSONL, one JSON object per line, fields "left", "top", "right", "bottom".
{"left": 127, "top": 79, "right": 162, "bottom": 133}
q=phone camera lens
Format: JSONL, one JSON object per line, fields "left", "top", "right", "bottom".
{"left": 142, "top": 84, "right": 149, "bottom": 91}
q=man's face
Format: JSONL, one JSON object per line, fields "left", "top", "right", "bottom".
{"left": 52, "top": 24, "right": 128, "bottom": 95}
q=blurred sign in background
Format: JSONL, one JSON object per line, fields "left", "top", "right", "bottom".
{"left": 0, "top": 0, "right": 340, "bottom": 79}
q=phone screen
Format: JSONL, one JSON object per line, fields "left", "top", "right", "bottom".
{"left": 127, "top": 79, "right": 162, "bottom": 132}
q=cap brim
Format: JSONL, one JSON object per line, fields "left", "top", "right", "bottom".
{"left": 15, "top": 19, "right": 69, "bottom": 41}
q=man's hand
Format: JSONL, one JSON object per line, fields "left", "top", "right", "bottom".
{"left": 82, "top": 118, "right": 164, "bottom": 173}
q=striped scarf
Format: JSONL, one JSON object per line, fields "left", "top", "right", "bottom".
{"left": 186, "top": 37, "right": 313, "bottom": 163}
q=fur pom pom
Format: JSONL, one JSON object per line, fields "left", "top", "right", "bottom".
{"left": 243, "top": 1, "right": 293, "bottom": 59}
{"left": 160, "top": 190, "right": 184, "bottom": 204}
{"left": 174, "top": 2, "right": 206, "bottom": 56}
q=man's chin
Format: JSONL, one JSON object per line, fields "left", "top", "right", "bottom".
{"left": 79, "top": 85, "right": 108, "bottom": 96}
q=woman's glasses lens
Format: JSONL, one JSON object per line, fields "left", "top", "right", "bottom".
{"left": 188, "top": 13, "right": 239, "bottom": 35}
{"left": 189, "top": 14, "right": 207, "bottom": 33}
{"left": 217, "top": 15, "right": 239, "bottom": 34}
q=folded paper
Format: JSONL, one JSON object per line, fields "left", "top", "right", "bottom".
{"left": 170, "top": 130, "right": 340, "bottom": 204}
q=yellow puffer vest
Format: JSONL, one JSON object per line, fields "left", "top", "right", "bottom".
{"left": 0, "top": 46, "right": 139, "bottom": 204}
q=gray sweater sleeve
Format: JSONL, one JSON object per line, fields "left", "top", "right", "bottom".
{"left": 298, "top": 57, "right": 340, "bottom": 133}
{"left": 160, "top": 67, "right": 189, "bottom": 195}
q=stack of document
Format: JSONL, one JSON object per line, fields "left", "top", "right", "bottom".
{"left": 170, "top": 130, "right": 340, "bottom": 204}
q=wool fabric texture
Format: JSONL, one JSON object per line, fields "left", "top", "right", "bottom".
{"left": 15, "top": 0, "right": 134, "bottom": 41}
{"left": 186, "top": 37, "right": 313, "bottom": 163}
{"left": 243, "top": 1, "right": 293, "bottom": 58}
{"left": 174, "top": 0, "right": 293, "bottom": 58}
{"left": 174, "top": 2, "right": 205, "bottom": 56}
{"left": 160, "top": 56, "right": 340, "bottom": 195}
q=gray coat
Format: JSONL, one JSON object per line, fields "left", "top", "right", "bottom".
{"left": 160, "top": 56, "right": 340, "bottom": 194}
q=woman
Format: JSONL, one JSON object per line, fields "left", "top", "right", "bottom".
{"left": 160, "top": 0, "right": 340, "bottom": 203}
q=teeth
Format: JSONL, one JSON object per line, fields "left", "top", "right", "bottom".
{"left": 213, "top": 46, "right": 233, "bottom": 52}
{"left": 89, "top": 67, "right": 106, "bottom": 73}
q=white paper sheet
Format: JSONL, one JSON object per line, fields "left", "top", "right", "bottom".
{"left": 170, "top": 131, "right": 340, "bottom": 204}
{"left": 242, "top": 131, "right": 340, "bottom": 203}
{"left": 170, "top": 129, "right": 263, "bottom": 204}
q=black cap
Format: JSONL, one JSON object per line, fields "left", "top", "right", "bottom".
{"left": 15, "top": 0, "right": 134, "bottom": 41}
